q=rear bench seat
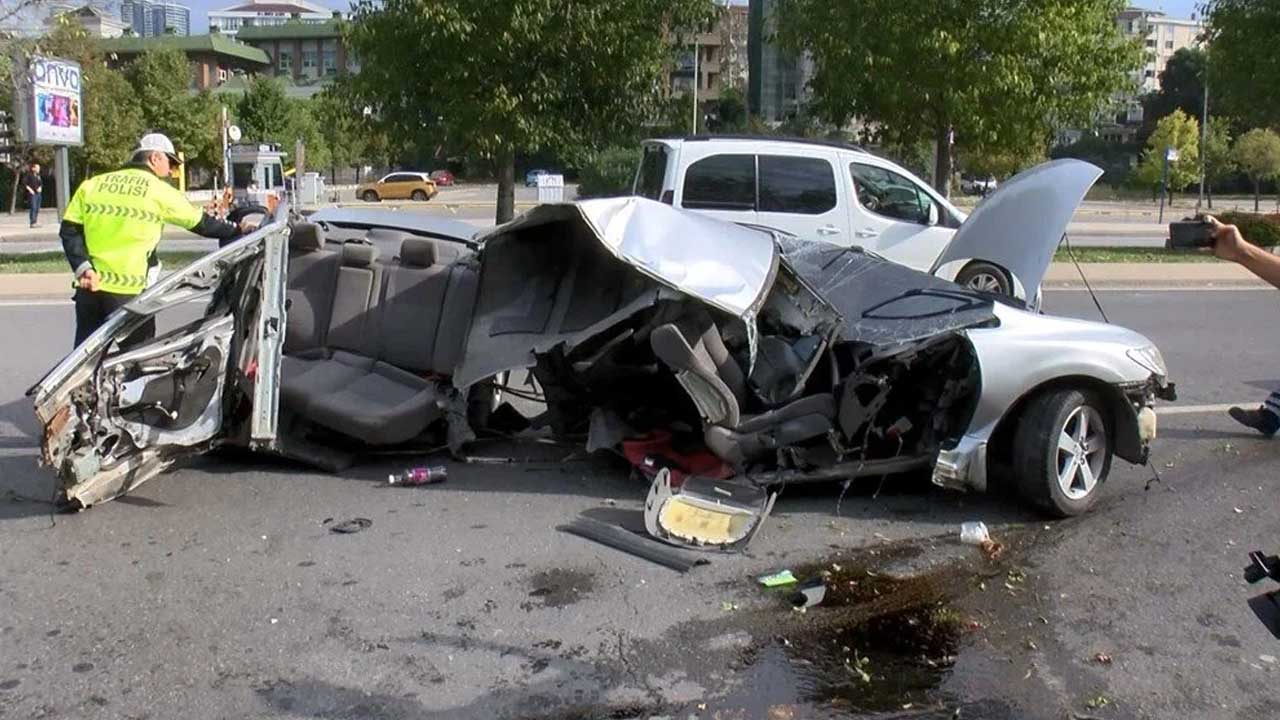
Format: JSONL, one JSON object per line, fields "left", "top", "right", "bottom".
{"left": 280, "top": 230, "right": 477, "bottom": 446}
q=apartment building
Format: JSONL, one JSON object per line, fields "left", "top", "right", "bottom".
{"left": 119, "top": 0, "right": 191, "bottom": 37}
{"left": 100, "top": 34, "right": 269, "bottom": 90}
{"left": 44, "top": 4, "right": 129, "bottom": 37}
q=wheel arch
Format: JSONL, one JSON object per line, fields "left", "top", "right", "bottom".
{"left": 987, "top": 374, "right": 1144, "bottom": 471}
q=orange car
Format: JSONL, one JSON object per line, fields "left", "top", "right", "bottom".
{"left": 357, "top": 172, "right": 439, "bottom": 202}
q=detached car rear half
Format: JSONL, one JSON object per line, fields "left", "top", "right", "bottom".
{"left": 31, "top": 160, "right": 1172, "bottom": 518}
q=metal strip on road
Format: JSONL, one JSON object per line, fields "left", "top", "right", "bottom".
{"left": 1157, "top": 403, "right": 1251, "bottom": 416}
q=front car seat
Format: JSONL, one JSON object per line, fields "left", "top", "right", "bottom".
{"left": 650, "top": 311, "right": 835, "bottom": 466}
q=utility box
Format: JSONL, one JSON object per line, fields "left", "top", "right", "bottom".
{"left": 536, "top": 173, "right": 565, "bottom": 203}
{"left": 298, "top": 172, "right": 325, "bottom": 206}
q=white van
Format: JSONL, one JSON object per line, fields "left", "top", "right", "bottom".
{"left": 633, "top": 136, "right": 1018, "bottom": 296}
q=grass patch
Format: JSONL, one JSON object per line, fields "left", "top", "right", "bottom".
{"left": 1053, "top": 246, "right": 1221, "bottom": 263}
{"left": 0, "top": 251, "right": 208, "bottom": 274}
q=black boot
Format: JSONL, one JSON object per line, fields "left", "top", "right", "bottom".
{"left": 1229, "top": 406, "right": 1280, "bottom": 436}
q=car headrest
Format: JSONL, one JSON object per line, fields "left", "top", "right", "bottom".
{"left": 341, "top": 241, "right": 378, "bottom": 267}
{"left": 400, "top": 238, "right": 438, "bottom": 267}
{"left": 289, "top": 222, "right": 325, "bottom": 252}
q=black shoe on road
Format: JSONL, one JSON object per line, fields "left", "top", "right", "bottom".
{"left": 1229, "top": 406, "right": 1280, "bottom": 436}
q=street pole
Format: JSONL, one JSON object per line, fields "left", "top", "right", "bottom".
{"left": 1159, "top": 147, "right": 1170, "bottom": 224}
{"left": 1197, "top": 72, "right": 1209, "bottom": 211}
{"left": 221, "top": 105, "right": 229, "bottom": 188}
{"left": 54, "top": 145, "right": 69, "bottom": 220}
{"left": 691, "top": 37, "right": 699, "bottom": 135}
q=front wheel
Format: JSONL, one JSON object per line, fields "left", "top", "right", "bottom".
{"left": 361, "top": 190, "right": 379, "bottom": 202}
{"left": 956, "top": 261, "right": 1012, "bottom": 296}
{"left": 1013, "top": 388, "right": 1113, "bottom": 517}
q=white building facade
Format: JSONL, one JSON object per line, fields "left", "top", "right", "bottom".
{"left": 209, "top": 0, "right": 335, "bottom": 38}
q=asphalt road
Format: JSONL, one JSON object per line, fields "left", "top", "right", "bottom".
{"left": 1, "top": 290, "right": 1279, "bottom": 719}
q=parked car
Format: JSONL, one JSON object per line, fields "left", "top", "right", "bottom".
{"left": 356, "top": 172, "right": 438, "bottom": 202}
{"left": 633, "top": 136, "right": 1023, "bottom": 299}
{"left": 961, "top": 175, "right": 999, "bottom": 197}
{"left": 429, "top": 169, "right": 455, "bottom": 186}
{"left": 525, "top": 169, "right": 551, "bottom": 187}
{"left": 29, "top": 160, "right": 1172, "bottom": 520}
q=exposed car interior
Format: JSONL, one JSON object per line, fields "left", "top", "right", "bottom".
{"left": 278, "top": 223, "right": 477, "bottom": 452}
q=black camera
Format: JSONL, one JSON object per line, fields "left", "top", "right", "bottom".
{"left": 1167, "top": 216, "right": 1216, "bottom": 249}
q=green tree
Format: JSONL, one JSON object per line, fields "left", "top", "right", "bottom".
{"left": 1139, "top": 47, "right": 1206, "bottom": 147}
{"left": 1201, "top": 118, "right": 1236, "bottom": 209}
{"left": 1233, "top": 128, "right": 1280, "bottom": 212}
{"left": 126, "top": 48, "right": 220, "bottom": 169}
{"left": 1134, "top": 110, "right": 1200, "bottom": 199}
{"left": 283, "top": 98, "right": 330, "bottom": 173}
{"left": 236, "top": 75, "right": 291, "bottom": 145}
{"left": 1206, "top": 0, "right": 1280, "bottom": 128}
{"left": 773, "top": 0, "right": 1142, "bottom": 198}
{"left": 710, "top": 86, "right": 747, "bottom": 133}
{"left": 345, "top": 0, "right": 715, "bottom": 222}
{"left": 314, "top": 87, "right": 367, "bottom": 180}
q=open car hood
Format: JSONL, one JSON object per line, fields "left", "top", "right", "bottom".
{"left": 930, "top": 159, "right": 1103, "bottom": 300}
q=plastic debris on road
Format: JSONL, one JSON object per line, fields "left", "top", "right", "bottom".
{"left": 758, "top": 569, "right": 798, "bottom": 587}
{"left": 329, "top": 517, "right": 373, "bottom": 534}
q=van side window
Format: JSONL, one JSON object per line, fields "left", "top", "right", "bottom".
{"left": 682, "top": 154, "right": 756, "bottom": 211}
{"left": 850, "top": 163, "right": 936, "bottom": 225}
{"left": 759, "top": 155, "right": 836, "bottom": 214}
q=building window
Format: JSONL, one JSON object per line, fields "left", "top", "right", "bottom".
{"left": 1165, "top": 40, "right": 1173, "bottom": 49}
{"left": 1144, "top": 69, "right": 1154, "bottom": 78}
{"left": 302, "top": 49, "right": 318, "bottom": 71}
{"left": 278, "top": 50, "right": 292, "bottom": 72}
{"left": 1145, "top": 39, "right": 1156, "bottom": 48}
{"left": 322, "top": 50, "right": 337, "bottom": 76}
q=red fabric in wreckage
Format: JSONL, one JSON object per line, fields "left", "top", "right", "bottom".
{"left": 621, "top": 430, "right": 733, "bottom": 488}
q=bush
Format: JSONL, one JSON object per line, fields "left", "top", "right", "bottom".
{"left": 576, "top": 147, "right": 641, "bottom": 199}
{"left": 1218, "top": 211, "right": 1280, "bottom": 247}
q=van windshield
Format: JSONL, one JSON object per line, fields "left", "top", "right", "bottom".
{"left": 634, "top": 144, "right": 669, "bottom": 200}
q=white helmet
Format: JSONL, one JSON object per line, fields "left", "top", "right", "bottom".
{"left": 133, "top": 133, "right": 180, "bottom": 164}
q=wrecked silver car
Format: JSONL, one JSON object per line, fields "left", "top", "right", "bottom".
{"left": 29, "top": 159, "right": 1173, "bottom": 521}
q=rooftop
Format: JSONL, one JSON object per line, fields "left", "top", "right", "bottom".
{"left": 234, "top": 18, "right": 341, "bottom": 39}
{"left": 213, "top": 0, "right": 327, "bottom": 13}
{"left": 101, "top": 33, "right": 270, "bottom": 64}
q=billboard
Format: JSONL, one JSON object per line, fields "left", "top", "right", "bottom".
{"left": 24, "top": 56, "right": 83, "bottom": 146}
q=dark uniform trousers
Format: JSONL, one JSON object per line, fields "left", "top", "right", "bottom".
{"left": 73, "top": 288, "right": 156, "bottom": 349}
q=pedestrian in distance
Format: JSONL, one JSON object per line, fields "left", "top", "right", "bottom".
{"left": 22, "top": 160, "right": 42, "bottom": 228}
{"left": 1206, "top": 215, "right": 1280, "bottom": 435}
{"left": 59, "top": 132, "right": 255, "bottom": 349}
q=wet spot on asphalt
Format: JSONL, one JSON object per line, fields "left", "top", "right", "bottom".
{"left": 297, "top": 560, "right": 316, "bottom": 567}
{"left": 45, "top": 629, "right": 60, "bottom": 638}
{"left": 0, "top": 679, "right": 19, "bottom": 690}
{"left": 72, "top": 662, "right": 93, "bottom": 673}
{"left": 525, "top": 568, "right": 596, "bottom": 609}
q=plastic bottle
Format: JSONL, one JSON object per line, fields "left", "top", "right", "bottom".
{"left": 387, "top": 466, "right": 448, "bottom": 486}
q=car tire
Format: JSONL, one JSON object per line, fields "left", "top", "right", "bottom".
{"left": 361, "top": 190, "right": 379, "bottom": 202}
{"left": 466, "top": 372, "right": 507, "bottom": 433}
{"left": 956, "top": 262, "right": 1012, "bottom": 296}
{"left": 411, "top": 189, "right": 428, "bottom": 201}
{"left": 1013, "top": 388, "right": 1113, "bottom": 518}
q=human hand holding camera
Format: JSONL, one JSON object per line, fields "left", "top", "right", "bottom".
{"left": 1203, "top": 215, "right": 1252, "bottom": 264}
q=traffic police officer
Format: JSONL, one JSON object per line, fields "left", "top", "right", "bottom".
{"left": 59, "top": 133, "right": 247, "bottom": 348}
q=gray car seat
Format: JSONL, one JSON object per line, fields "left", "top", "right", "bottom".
{"left": 650, "top": 311, "right": 834, "bottom": 465}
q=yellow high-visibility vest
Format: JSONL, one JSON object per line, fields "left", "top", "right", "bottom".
{"left": 63, "top": 167, "right": 203, "bottom": 295}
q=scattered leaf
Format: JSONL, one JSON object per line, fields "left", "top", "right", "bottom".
{"left": 1093, "top": 653, "right": 1112, "bottom": 665}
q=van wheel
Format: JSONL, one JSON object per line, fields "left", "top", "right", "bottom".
{"left": 361, "top": 190, "right": 379, "bottom": 202}
{"left": 956, "top": 262, "right": 1012, "bottom": 296}
{"left": 1013, "top": 388, "right": 1113, "bottom": 518}
{"left": 411, "top": 189, "right": 428, "bottom": 201}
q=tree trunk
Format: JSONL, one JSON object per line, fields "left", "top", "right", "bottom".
{"left": 933, "top": 124, "right": 953, "bottom": 199}
{"left": 1207, "top": 184, "right": 1213, "bottom": 210}
{"left": 496, "top": 147, "right": 516, "bottom": 225}
{"left": 1255, "top": 179, "right": 1261, "bottom": 212}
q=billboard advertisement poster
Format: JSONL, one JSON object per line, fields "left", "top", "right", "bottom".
{"left": 28, "top": 56, "right": 83, "bottom": 146}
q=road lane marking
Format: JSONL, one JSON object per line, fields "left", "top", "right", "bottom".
{"left": 0, "top": 446, "right": 40, "bottom": 457}
{"left": 0, "top": 299, "right": 73, "bottom": 307}
{"left": 1157, "top": 403, "right": 1250, "bottom": 416}
{"left": 1046, "top": 286, "right": 1271, "bottom": 292}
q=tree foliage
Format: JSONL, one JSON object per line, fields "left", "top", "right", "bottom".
{"left": 236, "top": 75, "right": 291, "bottom": 145}
{"left": 1139, "top": 47, "right": 1205, "bottom": 140}
{"left": 773, "top": 0, "right": 1142, "bottom": 197}
{"left": 1202, "top": 118, "right": 1235, "bottom": 206}
{"left": 1134, "top": 110, "right": 1199, "bottom": 192}
{"left": 345, "top": 0, "right": 715, "bottom": 221}
{"left": 125, "top": 48, "right": 220, "bottom": 169}
{"left": 1206, "top": 0, "right": 1280, "bottom": 128}
{"left": 1233, "top": 128, "right": 1280, "bottom": 211}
